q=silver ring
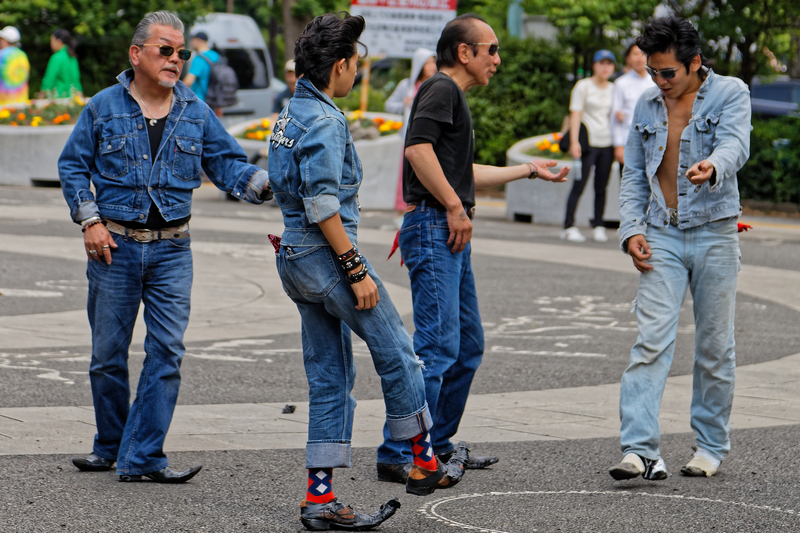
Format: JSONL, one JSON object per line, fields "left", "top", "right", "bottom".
{"left": 89, "top": 250, "right": 98, "bottom": 255}
{"left": 102, "top": 245, "right": 110, "bottom": 249}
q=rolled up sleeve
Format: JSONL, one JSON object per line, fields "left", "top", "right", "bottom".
{"left": 298, "top": 118, "right": 346, "bottom": 224}
{"left": 58, "top": 103, "right": 100, "bottom": 223}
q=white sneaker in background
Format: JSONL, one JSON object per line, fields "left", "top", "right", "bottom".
{"left": 681, "top": 448, "right": 720, "bottom": 477}
{"left": 593, "top": 226, "right": 608, "bottom": 242}
{"left": 561, "top": 226, "right": 586, "bottom": 242}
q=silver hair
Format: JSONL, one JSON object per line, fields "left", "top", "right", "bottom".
{"left": 129, "top": 11, "right": 184, "bottom": 67}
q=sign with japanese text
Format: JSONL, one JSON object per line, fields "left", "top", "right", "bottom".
{"left": 350, "top": 0, "right": 457, "bottom": 58}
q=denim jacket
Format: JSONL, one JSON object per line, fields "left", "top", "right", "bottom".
{"left": 267, "top": 77, "right": 362, "bottom": 247}
{"left": 618, "top": 69, "right": 750, "bottom": 251}
{"left": 59, "top": 70, "right": 268, "bottom": 224}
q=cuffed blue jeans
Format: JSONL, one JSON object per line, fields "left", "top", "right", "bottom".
{"left": 87, "top": 233, "right": 192, "bottom": 475}
{"left": 276, "top": 244, "right": 431, "bottom": 469}
{"left": 377, "top": 206, "right": 485, "bottom": 464}
{"left": 620, "top": 218, "right": 740, "bottom": 461}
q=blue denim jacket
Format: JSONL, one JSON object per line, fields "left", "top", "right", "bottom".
{"left": 59, "top": 70, "right": 268, "bottom": 224}
{"left": 618, "top": 69, "right": 751, "bottom": 251}
{"left": 267, "top": 77, "right": 362, "bottom": 247}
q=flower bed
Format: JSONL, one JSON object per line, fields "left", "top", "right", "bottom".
{"left": 524, "top": 132, "right": 568, "bottom": 159}
{"left": 0, "top": 97, "right": 86, "bottom": 185}
{"left": 234, "top": 111, "right": 403, "bottom": 142}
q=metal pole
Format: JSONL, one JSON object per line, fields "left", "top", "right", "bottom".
{"left": 360, "top": 57, "right": 371, "bottom": 113}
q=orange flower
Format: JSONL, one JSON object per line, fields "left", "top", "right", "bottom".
{"left": 62, "top": 114, "right": 70, "bottom": 121}
{"left": 17, "top": 113, "right": 25, "bottom": 120}
{"left": 392, "top": 122, "right": 402, "bottom": 130}
{"left": 373, "top": 117, "right": 385, "bottom": 126}
{"left": 10, "top": 121, "right": 18, "bottom": 126}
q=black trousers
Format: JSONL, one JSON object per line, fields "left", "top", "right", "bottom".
{"left": 563, "top": 146, "right": 615, "bottom": 229}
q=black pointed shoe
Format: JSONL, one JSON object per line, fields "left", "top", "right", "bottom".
{"left": 119, "top": 465, "right": 202, "bottom": 483}
{"left": 406, "top": 441, "right": 469, "bottom": 496}
{"left": 72, "top": 453, "right": 115, "bottom": 472}
{"left": 376, "top": 462, "right": 413, "bottom": 484}
{"left": 439, "top": 448, "right": 499, "bottom": 470}
{"left": 300, "top": 497, "right": 400, "bottom": 531}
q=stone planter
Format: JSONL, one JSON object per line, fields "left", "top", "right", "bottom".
{"left": 505, "top": 133, "right": 620, "bottom": 226}
{"left": 0, "top": 124, "right": 75, "bottom": 186}
{"left": 227, "top": 112, "right": 404, "bottom": 210}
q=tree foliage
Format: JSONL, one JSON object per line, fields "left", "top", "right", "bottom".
{"left": 0, "top": 0, "right": 209, "bottom": 96}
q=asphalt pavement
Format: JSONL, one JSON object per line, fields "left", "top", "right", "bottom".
{"left": 1, "top": 184, "right": 799, "bottom": 532}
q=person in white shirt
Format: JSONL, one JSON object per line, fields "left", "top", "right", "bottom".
{"left": 562, "top": 49, "right": 616, "bottom": 243}
{"left": 610, "top": 44, "right": 655, "bottom": 168}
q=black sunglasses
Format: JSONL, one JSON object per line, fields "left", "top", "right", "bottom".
{"left": 466, "top": 42, "right": 499, "bottom": 56}
{"left": 645, "top": 65, "right": 681, "bottom": 80}
{"left": 140, "top": 43, "right": 193, "bottom": 61}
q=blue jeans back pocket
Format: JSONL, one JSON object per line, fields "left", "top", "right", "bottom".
{"left": 286, "top": 245, "right": 340, "bottom": 299}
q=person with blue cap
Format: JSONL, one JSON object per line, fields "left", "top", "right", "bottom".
{"left": 562, "top": 49, "right": 616, "bottom": 243}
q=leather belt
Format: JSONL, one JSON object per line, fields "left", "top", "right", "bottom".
{"left": 409, "top": 199, "right": 475, "bottom": 220}
{"left": 105, "top": 220, "right": 190, "bottom": 242}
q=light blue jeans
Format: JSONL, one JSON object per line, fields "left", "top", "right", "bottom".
{"left": 87, "top": 233, "right": 193, "bottom": 475}
{"left": 620, "top": 217, "right": 740, "bottom": 461}
{"left": 276, "top": 244, "right": 431, "bottom": 469}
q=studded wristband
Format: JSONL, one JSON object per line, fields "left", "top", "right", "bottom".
{"left": 347, "top": 265, "right": 368, "bottom": 284}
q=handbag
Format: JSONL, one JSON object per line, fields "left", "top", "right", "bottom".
{"left": 558, "top": 122, "right": 590, "bottom": 154}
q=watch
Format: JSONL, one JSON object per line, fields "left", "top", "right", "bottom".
{"left": 526, "top": 162, "right": 538, "bottom": 180}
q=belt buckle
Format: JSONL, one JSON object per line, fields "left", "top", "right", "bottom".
{"left": 669, "top": 210, "right": 679, "bottom": 226}
{"left": 131, "top": 229, "right": 156, "bottom": 243}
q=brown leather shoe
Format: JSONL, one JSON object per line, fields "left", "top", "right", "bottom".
{"left": 376, "top": 462, "right": 412, "bottom": 484}
{"left": 406, "top": 441, "right": 469, "bottom": 496}
{"left": 300, "top": 497, "right": 400, "bottom": 531}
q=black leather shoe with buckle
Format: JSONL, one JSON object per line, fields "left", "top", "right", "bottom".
{"left": 118, "top": 465, "right": 202, "bottom": 483}
{"left": 300, "top": 497, "right": 400, "bottom": 531}
{"left": 72, "top": 453, "right": 115, "bottom": 472}
{"left": 406, "top": 441, "right": 469, "bottom": 496}
{"left": 376, "top": 462, "right": 412, "bottom": 484}
{"left": 439, "top": 447, "right": 499, "bottom": 470}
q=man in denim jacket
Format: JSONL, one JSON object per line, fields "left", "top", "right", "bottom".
{"left": 610, "top": 18, "right": 750, "bottom": 482}
{"left": 58, "top": 12, "right": 270, "bottom": 483}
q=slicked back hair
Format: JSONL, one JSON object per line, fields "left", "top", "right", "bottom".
{"left": 635, "top": 17, "right": 706, "bottom": 79}
{"left": 294, "top": 11, "right": 366, "bottom": 90}
{"left": 436, "top": 13, "right": 487, "bottom": 70}
{"left": 130, "top": 11, "right": 184, "bottom": 67}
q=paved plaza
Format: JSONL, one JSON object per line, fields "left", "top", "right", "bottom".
{"left": 1, "top": 184, "right": 799, "bottom": 532}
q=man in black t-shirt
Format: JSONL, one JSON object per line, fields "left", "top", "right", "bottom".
{"left": 377, "top": 13, "right": 570, "bottom": 484}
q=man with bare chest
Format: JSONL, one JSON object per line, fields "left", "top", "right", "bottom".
{"left": 609, "top": 17, "right": 751, "bottom": 481}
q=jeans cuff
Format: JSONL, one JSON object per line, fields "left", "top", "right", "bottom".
{"left": 386, "top": 403, "right": 433, "bottom": 441}
{"left": 306, "top": 442, "right": 351, "bottom": 469}
{"left": 116, "top": 458, "right": 169, "bottom": 476}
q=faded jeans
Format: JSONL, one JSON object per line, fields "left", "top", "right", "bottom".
{"left": 87, "top": 233, "right": 192, "bottom": 475}
{"left": 620, "top": 218, "right": 740, "bottom": 461}
{"left": 276, "top": 244, "right": 431, "bottom": 469}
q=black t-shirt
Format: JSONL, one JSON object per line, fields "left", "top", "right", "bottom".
{"left": 109, "top": 115, "right": 190, "bottom": 230}
{"left": 403, "top": 72, "right": 475, "bottom": 209}
{"left": 272, "top": 87, "right": 293, "bottom": 114}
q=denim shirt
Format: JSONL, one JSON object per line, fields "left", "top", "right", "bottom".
{"left": 59, "top": 70, "right": 268, "bottom": 224}
{"left": 618, "top": 69, "right": 751, "bottom": 251}
{"left": 267, "top": 77, "right": 362, "bottom": 247}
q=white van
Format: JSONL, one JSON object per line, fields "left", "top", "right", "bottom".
{"left": 187, "top": 13, "right": 286, "bottom": 128}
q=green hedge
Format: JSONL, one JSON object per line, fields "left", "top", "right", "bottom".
{"left": 739, "top": 116, "right": 800, "bottom": 204}
{"left": 466, "top": 36, "right": 571, "bottom": 167}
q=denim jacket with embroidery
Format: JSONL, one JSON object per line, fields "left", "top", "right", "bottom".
{"left": 618, "top": 69, "right": 751, "bottom": 251}
{"left": 59, "top": 70, "right": 268, "bottom": 224}
{"left": 267, "top": 77, "right": 362, "bottom": 248}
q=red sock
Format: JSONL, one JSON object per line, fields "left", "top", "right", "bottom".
{"left": 411, "top": 431, "right": 438, "bottom": 471}
{"left": 306, "top": 468, "right": 335, "bottom": 504}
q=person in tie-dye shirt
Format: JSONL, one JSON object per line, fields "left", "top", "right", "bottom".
{"left": 0, "top": 26, "right": 30, "bottom": 106}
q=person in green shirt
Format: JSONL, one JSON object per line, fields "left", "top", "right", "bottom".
{"left": 39, "top": 29, "right": 82, "bottom": 99}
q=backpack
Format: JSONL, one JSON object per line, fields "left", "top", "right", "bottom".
{"left": 199, "top": 53, "right": 238, "bottom": 108}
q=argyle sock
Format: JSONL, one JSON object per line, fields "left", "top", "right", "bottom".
{"left": 411, "top": 430, "right": 438, "bottom": 471}
{"left": 306, "top": 468, "right": 335, "bottom": 504}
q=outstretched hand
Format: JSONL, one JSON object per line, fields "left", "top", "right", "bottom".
{"left": 532, "top": 159, "right": 570, "bottom": 182}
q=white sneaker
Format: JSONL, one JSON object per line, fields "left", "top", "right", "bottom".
{"left": 681, "top": 448, "right": 720, "bottom": 477}
{"left": 609, "top": 453, "right": 668, "bottom": 481}
{"left": 561, "top": 226, "right": 586, "bottom": 242}
{"left": 592, "top": 226, "right": 608, "bottom": 242}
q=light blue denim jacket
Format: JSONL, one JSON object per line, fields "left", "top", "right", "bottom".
{"left": 59, "top": 70, "right": 268, "bottom": 224}
{"left": 618, "top": 69, "right": 750, "bottom": 251}
{"left": 267, "top": 77, "right": 362, "bottom": 247}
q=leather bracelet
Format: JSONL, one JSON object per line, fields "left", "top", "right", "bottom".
{"left": 81, "top": 219, "right": 105, "bottom": 233}
{"left": 347, "top": 265, "right": 368, "bottom": 284}
{"left": 526, "top": 162, "right": 539, "bottom": 180}
{"left": 80, "top": 216, "right": 101, "bottom": 228}
{"left": 340, "top": 253, "right": 363, "bottom": 272}
{"left": 337, "top": 246, "right": 358, "bottom": 263}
